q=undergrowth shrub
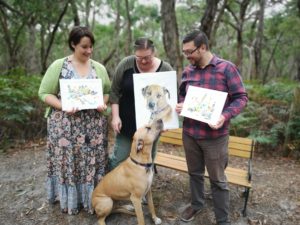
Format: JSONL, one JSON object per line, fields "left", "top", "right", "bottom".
{"left": 231, "top": 81, "right": 299, "bottom": 158}
{"left": 0, "top": 75, "right": 46, "bottom": 151}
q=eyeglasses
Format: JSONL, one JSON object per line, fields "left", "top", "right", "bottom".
{"left": 135, "top": 54, "right": 153, "bottom": 62}
{"left": 182, "top": 46, "right": 199, "bottom": 56}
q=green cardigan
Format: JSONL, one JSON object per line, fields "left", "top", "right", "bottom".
{"left": 38, "top": 57, "right": 111, "bottom": 117}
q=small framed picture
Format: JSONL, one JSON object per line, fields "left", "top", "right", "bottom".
{"left": 59, "top": 79, "right": 103, "bottom": 111}
{"left": 180, "top": 86, "right": 228, "bottom": 125}
{"left": 133, "top": 71, "right": 179, "bottom": 129}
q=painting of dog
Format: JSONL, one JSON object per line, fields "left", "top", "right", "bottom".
{"left": 133, "top": 71, "right": 179, "bottom": 130}
{"left": 142, "top": 84, "right": 172, "bottom": 124}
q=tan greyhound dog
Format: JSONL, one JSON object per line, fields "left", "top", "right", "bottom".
{"left": 142, "top": 84, "right": 172, "bottom": 124}
{"left": 92, "top": 119, "right": 163, "bottom": 225}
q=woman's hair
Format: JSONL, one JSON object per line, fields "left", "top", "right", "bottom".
{"left": 68, "top": 26, "right": 95, "bottom": 51}
{"left": 134, "top": 37, "right": 155, "bottom": 51}
{"left": 182, "top": 30, "right": 209, "bottom": 50}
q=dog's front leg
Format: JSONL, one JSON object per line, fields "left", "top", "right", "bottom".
{"left": 130, "top": 195, "right": 145, "bottom": 225}
{"left": 146, "top": 188, "right": 162, "bottom": 225}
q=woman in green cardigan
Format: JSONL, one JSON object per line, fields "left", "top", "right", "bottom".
{"left": 38, "top": 26, "right": 111, "bottom": 215}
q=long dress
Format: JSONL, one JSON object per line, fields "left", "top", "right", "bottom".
{"left": 46, "top": 58, "right": 108, "bottom": 214}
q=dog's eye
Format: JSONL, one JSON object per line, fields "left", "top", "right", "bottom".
{"left": 146, "top": 91, "right": 151, "bottom": 96}
{"left": 157, "top": 94, "right": 162, "bottom": 98}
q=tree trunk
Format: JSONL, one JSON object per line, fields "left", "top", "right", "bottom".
{"left": 26, "top": 23, "right": 39, "bottom": 74}
{"left": 0, "top": 5, "right": 25, "bottom": 73}
{"left": 70, "top": 0, "right": 80, "bottom": 26}
{"left": 253, "top": 0, "right": 265, "bottom": 80}
{"left": 85, "top": 0, "right": 92, "bottom": 27}
{"left": 124, "top": 0, "right": 132, "bottom": 56}
{"left": 200, "top": 0, "right": 220, "bottom": 39}
{"left": 263, "top": 32, "right": 283, "bottom": 84}
{"left": 225, "top": 0, "right": 251, "bottom": 73}
{"left": 283, "top": 86, "right": 300, "bottom": 156}
{"left": 296, "top": 54, "right": 300, "bottom": 81}
{"left": 210, "top": 0, "right": 227, "bottom": 47}
{"left": 102, "top": 0, "right": 120, "bottom": 67}
{"left": 160, "top": 0, "right": 183, "bottom": 84}
{"left": 41, "top": 1, "right": 70, "bottom": 73}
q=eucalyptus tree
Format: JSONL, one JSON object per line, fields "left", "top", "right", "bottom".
{"left": 0, "top": 0, "right": 71, "bottom": 74}
{"left": 253, "top": 0, "right": 265, "bottom": 80}
{"left": 263, "top": 0, "right": 300, "bottom": 82}
{"left": 200, "top": 0, "right": 220, "bottom": 39}
{"left": 160, "top": 0, "right": 183, "bottom": 80}
{"left": 0, "top": 0, "right": 29, "bottom": 73}
{"left": 222, "top": 0, "right": 253, "bottom": 72}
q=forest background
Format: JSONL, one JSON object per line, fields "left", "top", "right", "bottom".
{"left": 0, "top": 0, "right": 299, "bottom": 159}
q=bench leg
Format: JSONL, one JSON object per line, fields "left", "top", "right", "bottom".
{"left": 242, "top": 188, "right": 250, "bottom": 217}
{"left": 154, "top": 164, "right": 158, "bottom": 174}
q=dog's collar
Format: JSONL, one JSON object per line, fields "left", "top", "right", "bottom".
{"left": 130, "top": 157, "right": 153, "bottom": 173}
{"left": 150, "top": 105, "right": 169, "bottom": 119}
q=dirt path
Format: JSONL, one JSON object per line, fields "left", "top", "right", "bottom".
{"left": 0, "top": 141, "right": 299, "bottom": 225}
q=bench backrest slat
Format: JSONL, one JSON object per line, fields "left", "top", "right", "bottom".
{"left": 159, "top": 129, "right": 254, "bottom": 159}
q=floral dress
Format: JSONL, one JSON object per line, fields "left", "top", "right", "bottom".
{"left": 46, "top": 58, "right": 108, "bottom": 214}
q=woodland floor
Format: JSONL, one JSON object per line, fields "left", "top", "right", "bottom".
{"left": 0, "top": 132, "right": 299, "bottom": 225}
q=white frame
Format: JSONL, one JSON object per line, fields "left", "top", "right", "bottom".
{"left": 133, "top": 71, "right": 179, "bottom": 130}
{"left": 59, "top": 79, "right": 103, "bottom": 111}
{"left": 180, "top": 86, "right": 228, "bottom": 125}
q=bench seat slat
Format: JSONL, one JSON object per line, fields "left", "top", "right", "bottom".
{"left": 155, "top": 152, "right": 251, "bottom": 188}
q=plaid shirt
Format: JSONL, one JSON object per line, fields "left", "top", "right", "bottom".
{"left": 179, "top": 55, "right": 248, "bottom": 139}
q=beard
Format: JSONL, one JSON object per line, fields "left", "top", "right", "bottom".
{"left": 188, "top": 56, "right": 201, "bottom": 67}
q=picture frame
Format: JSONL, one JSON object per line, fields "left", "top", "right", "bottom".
{"left": 180, "top": 86, "right": 228, "bottom": 125}
{"left": 133, "top": 71, "right": 179, "bottom": 130}
{"left": 59, "top": 79, "right": 103, "bottom": 111}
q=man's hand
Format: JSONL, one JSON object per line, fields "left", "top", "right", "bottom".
{"left": 175, "top": 102, "right": 184, "bottom": 114}
{"left": 208, "top": 115, "right": 225, "bottom": 130}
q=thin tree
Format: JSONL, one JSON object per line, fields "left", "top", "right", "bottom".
{"left": 224, "top": 0, "right": 252, "bottom": 70}
{"left": 124, "top": 0, "right": 132, "bottom": 55}
{"left": 200, "top": 0, "right": 220, "bottom": 39}
{"left": 40, "top": 1, "right": 70, "bottom": 73}
{"left": 160, "top": 0, "right": 183, "bottom": 83}
{"left": 70, "top": 0, "right": 80, "bottom": 26}
{"left": 253, "top": 0, "right": 265, "bottom": 80}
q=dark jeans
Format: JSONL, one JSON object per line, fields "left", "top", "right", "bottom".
{"left": 183, "top": 133, "right": 230, "bottom": 224}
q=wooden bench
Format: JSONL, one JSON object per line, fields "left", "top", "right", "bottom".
{"left": 154, "top": 128, "right": 255, "bottom": 216}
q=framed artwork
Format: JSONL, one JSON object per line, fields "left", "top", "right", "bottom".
{"left": 133, "top": 71, "right": 179, "bottom": 130}
{"left": 59, "top": 79, "right": 103, "bottom": 111}
{"left": 180, "top": 86, "right": 228, "bottom": 125}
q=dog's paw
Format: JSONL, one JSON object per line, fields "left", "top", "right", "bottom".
{"left": 153, "top": 217, "right": 162, "bottom": 225}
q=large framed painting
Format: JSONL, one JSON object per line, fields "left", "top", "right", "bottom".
{"left": 133, "top": 71, "right": 179, "bottom": 130}
{"left": 180, "top": 86, "right": 228, "bottom": 125}
{"left": 59, "top": 79, "right": 103, "bottom": 111}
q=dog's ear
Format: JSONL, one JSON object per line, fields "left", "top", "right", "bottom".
{"left": 142, "top": 86, "right": 149, "bottom": 97}
{"left": 163, "top": 87, "right": 170, "bottom": 99}
{"left": 136, "top": 139, "right": 144, "bottom": 152}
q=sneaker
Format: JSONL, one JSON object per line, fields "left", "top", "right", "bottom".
{"left": 180, "top": 205, "right": 202, "bottom": 222}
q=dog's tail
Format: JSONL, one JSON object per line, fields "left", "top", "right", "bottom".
{"left": 111, "top": 204, "right": 136, "bottom": 216}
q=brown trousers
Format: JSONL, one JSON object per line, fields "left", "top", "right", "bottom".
{"left": 183, "top": 133, "right": 230, "bottom": 224}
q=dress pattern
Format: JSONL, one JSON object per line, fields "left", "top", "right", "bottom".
{"left": 46, "top": 58, "right": 108, "bottom": 214}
